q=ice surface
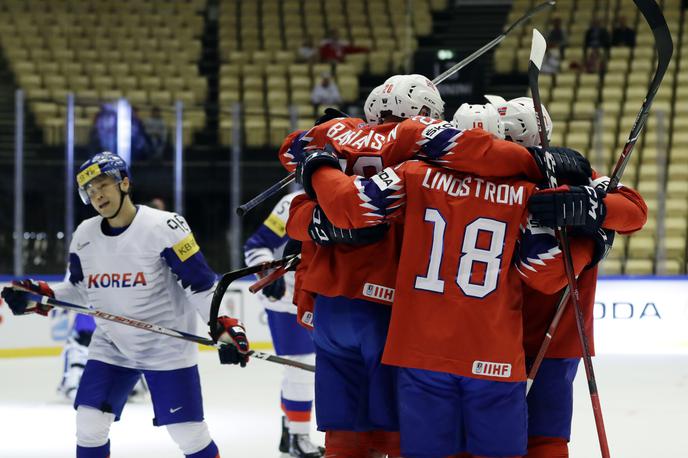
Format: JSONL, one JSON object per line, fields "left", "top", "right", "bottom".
{"left": 0, "top": 353, "right": 686, "bottom": 457}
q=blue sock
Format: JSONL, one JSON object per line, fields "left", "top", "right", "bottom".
{"left": 76, "top": 440, "right": 110, "bottom": 458}
{"left": 187, "top": 440, "right": 219, "bottom": 458}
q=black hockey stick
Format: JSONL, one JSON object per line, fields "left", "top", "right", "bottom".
{"left": 607, "top": 0, "right": 673, "bottom": 192}
{"left": 209, "top": 254, "right": 299, "bottom": 339}
{"left": 10, "top": 288, "right": 315, "bottom": 372}
{"left": 528, "top": 0, "right": 673, "bottom": 392}
{"left": 434, "top": 0, "right": 556, "bottom": 84}
{"left": 528, "top": 29, "right": 611, "bottom": 458}
{"left": 236, "top": 1, "right": 556, "bottom": 216}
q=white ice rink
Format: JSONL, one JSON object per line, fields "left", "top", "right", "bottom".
{"left": 1, "top": 352, "right": 687, "bottom": 457}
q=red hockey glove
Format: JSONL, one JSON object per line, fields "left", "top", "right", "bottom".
{"left": 1, "top": 280, "right": 54, "bottom": 316}
{"left": 211, "top": 316, "right": 250, "bottom": 367}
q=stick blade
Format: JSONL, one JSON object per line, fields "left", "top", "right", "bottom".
{"left": 529, "top": 29, "right": 547, "bottom": 69}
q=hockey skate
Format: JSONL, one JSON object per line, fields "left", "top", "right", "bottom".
{"left": 279, "top": 416, "right": 324, "bottom": 457}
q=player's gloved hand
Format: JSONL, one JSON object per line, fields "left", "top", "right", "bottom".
{"left": 529, "top": 146, "right": 592, "bottom": 185}
{"left": 0, "top": 280, "right": 54, "bottom": 316}
{"left": 315, "top": 107, "right": 349, "bottom": 125}
{"left": 283, "top": 238, "right": 302, "bottom": 259}
{"left": 581, "top": 228, "right": 616, "bottom": 269}
{"left": 528, "top": 185, "right": 606, "bottom": 235}
{"left": 260, "top": 275, "right": 286, "bottom": 301}
{"left": 296, "top": 149, "right": 340, "bottom": 199}
{"left": 309, "top": 205, "right": 389, "bottom": 246}
{"left": 212, "top": 316, "right": 250, "bottom": 367}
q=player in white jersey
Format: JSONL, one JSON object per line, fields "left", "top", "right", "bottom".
{"left": 2, "top": 152, "right": 250, "bottom": 458}
{"left": 243, "top": 191, "right": 323, "bottom": 458}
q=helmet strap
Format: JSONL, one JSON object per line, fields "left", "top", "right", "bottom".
{"left": 105, "top": 184, "right": 128, "bottom": 221}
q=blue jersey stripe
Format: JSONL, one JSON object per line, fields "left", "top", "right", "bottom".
{"left": 160, "top": 248, "right": 217, "bottom": 293}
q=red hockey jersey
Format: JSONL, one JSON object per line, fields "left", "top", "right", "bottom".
{"left": 310, "top": 162, "right": 594, "bottom": 382}
{"left": 282, "top": 117, "right": 545, "bottom": 308}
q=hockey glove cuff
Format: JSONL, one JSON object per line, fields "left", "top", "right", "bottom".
{"left": 296, "top": 149, "right": 340, "bottom": 199}
{"left": 582, "top": 228, "right": 616, "bottom": 269}
{"left": 309, "top": 205, "right": 390, "bottom": 246}
{"left": 1, "top": 280, "right": 54, "bottom": 316}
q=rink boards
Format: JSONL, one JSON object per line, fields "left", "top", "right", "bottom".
{"left": 1, "top": 276, "right": 687, "bottom": 356}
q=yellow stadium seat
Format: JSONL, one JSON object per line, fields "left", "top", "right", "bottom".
{"left": 149, "top": 90, "right": 172, "bottom": 107}
{"left": 290, "top": 75, "right": 312, "bottom": 91}
{"left": 599, "top": 258, "right": 623, "bottom": 274}
{"left": 624, "top": 259, "right": 654, "bottom": 275}
{"left": 244, "top": 116, "right": 267, "bottom": 147}
{"left": 337, "top": 75, "right": 359, "bottom": 103}
{"left": 269, "top": 118, "right": 291, "bottom": 148}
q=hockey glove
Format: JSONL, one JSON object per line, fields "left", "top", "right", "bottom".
{"left": 529, "top": 146, "right": 593, "bottom": 185}
{"left": 309, "top": 205, "right": 389, "bottom": 246}
{"left": 584, "top": 228, "right": 616, "bottom": 269}
{"left": 296, "top": 149, "right": 340, "bottom": 199}
{"left": 1, "top": 280, "right": 54, "bottom": 316}
{"left": 529, "top": 185, "right": 606, "bottom": 235}
{"left": 315, "top": 107, "right": 350, "bottom": 125}
{"left": 283, "top": 238, "right": 302, "bottom": 259}
{"left": 260, "top": 275, "right": 286, "bottom": 301}
{"left": 212, "top": 316, "right": 250, "bottom": 367}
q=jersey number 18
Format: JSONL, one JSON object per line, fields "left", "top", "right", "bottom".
{"left": 414, "top": 208, "right": 506, "bottom": 299}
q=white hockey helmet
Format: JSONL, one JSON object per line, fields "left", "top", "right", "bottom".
{"left": 364, "top": 74, "right": 444, "bottom": 124}
{"left": 451, "top": 103, "right": 505, "bottom": 139}
{"left": 488, "top": 96, "right": 553, "bottom": 148}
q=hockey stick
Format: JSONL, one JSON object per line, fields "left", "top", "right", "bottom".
{"left": 433, "top": 0, "right": 556, "bottom": 84}
{"left": 236, "top": 173, "right": 295, "bottom": 217}
{"left": 235, "top": 1, "right": 556, "bottom": 217}
{"left": 607, "top": 0, "right": 673, "bottom": 192}
{"left": 248, "top": 254, "right": 301, "bottom": 294}
{"left": 209, "top": 254, "right": 299, "bottom": 338}
{"left": 528, "top": 29, "right": 611, "bottom": 458}
{"left": 11, "top": 287, "right": 315, "bottom": 373}
{"left": 527, "top": 0, "right": 673, "bottom": 393}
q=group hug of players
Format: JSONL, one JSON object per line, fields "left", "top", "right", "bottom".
{"left": 1, "top": 72, "right": 646, "bottom": 458}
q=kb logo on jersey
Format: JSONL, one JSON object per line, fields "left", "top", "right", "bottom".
{"left": 88, "top": 272, "right": 147, "bottom": 288}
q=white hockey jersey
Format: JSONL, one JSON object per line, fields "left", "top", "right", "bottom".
{"left": 52, "top": 206, "right": 217, "bottom": 371}
{"left": 243, "top": 191, "right": 301, "bottom": 313}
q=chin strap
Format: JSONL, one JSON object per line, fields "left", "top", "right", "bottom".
{"left": 106, "top": 186, "right": 128, "bottom": 220}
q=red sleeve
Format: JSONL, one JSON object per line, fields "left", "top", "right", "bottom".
{"left": 311, "top": 164, "right": 407, "bottom": 229}
{"left": 278, "top": 129, "right": 307, "bottom": 172}
{"left": 401, "top": 118, "right": 543, "bottom": 180}
{"left": 286, "top": 194, "right": 317, "bottom": 241}
{"left": 590, "top": 171, "right": 647, "bottom": 234}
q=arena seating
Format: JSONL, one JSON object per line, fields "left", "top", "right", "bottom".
{"left": 493, "top": 0, "right": 683, "bottom": 274}
{"left": 217, "top": 0, "right": 446, "bottom": 148}
{"left": 0, "top": 0, "right": 208, "bottom": 146}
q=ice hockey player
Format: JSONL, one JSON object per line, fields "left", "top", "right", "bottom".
{"left": 243, "top": 191, "right": 324, "bottom": 458}
{"left": 1, "top": 152, "right": 250, "bottom": 458}
{"left": 293, "top": 131, "right": 607, "bottom": 457}
{"left": 469, "top": 95, "right": 647, "bottom": 457}
{"left": 279, "top": 74, "right": 594, "bottom": 457}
